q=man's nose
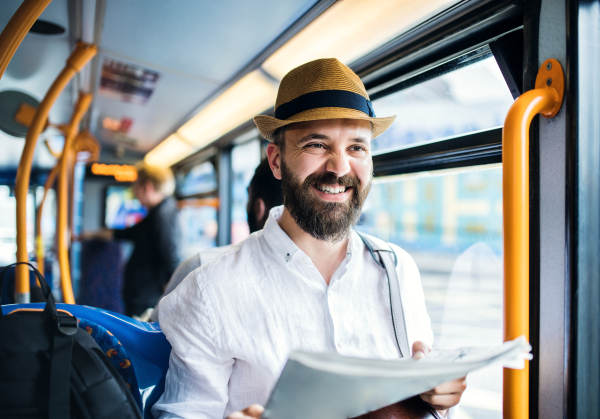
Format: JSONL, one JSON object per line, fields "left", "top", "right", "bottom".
{"left": 325, "top": 151, "right": 351, "bottom": 178}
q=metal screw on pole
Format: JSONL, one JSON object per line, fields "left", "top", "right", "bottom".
{"left": 546, "top": 78, "right": 552, "bottom": 86}
{"left": 546, "top": 62, "right": 552, "bottom": 71}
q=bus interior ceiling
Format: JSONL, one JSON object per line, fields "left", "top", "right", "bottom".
{"left": 0, "top": 0, "right": 598, "bottom": 418}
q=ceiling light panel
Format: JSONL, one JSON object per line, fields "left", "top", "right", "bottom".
{"left": 262, "top": 0, "right": 459, "bottom": 80}
{"left": 177, "top": 70, "right": 277, "bottom": 148}
{"left": 144, "top": 134, "right": 196, "bottom": 168}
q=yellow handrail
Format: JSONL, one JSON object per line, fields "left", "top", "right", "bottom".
{"left": 15, "top": 42, "right": 96, "bottom": 303}
{"left": 35, "top": 131, "right": 100, "bottom": 284}
{"left": 56, "top": 92, "right": 93, "bottom": 304}
{"left": 35, "top": 164, "right": 58, "bottom": 276}
{"left": 502, "top": 58, "right": 564, "bottom": 418}
{"left": 0, "top": 0, "right": 52, "bottom": 80}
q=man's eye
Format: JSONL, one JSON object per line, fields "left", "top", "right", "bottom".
{"left": 306, "top": 143, "right": 324, "bottom": 149}
{"left": 350, "top": 146, "right": 367, "bottom": 152}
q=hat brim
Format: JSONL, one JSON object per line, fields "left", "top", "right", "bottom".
{"left": 254, "top": 107, "right": 396, "bottom": 142}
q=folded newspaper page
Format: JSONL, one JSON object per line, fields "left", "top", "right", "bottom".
{"left": 263, "top": 336, "right": 532, "bottom": 419}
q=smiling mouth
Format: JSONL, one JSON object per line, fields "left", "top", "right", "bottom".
{"left": 314, "top": 183, "right": 351, "bottom": 194}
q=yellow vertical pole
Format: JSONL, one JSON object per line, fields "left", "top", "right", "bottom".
{"left": 502, "top": 59, "right": 564, "bottom": 418}
{"left": 0, "top": 0, "right": 52, "bottom": 80}
{"left": 56, "top": 92, "right": 93, "bottom": 304}
{"left": 15, "top": 42, "right": 96, "bottom": 303}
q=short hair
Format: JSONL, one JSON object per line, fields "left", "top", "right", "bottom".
{"left": 271, "top": 126, "right": 287, "bottom": 151}
{"left": 249, "top": 159, "right": 283, "bottom": 210}
{"left": 135, "top": 163, "right": 175, "bottom": 196}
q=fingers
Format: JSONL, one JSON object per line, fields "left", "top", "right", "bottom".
{"left": 421, "top": 377, "right": 467, "bottom": 395}
{"left": 420, "top": 377, "right": 467, "bottom": 411}
{"left": 227, "top": 404, "right": 264, "bottom": 419}
{"left": 420, "top": 393, "right": 462, "bottom": 411}
{"left": 412, "top": 341, "right": 432, "bottom": 359}
{"left": 242, "top": 405, "right": 265, "bottom": 418}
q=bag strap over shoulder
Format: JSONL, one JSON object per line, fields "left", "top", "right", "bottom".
{"left": 357, "top": 232, "right": 411, "bottom": 358}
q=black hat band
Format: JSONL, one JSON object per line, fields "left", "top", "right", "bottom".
{"left": 274, "top": 90, "right": 376, "bottom": 120}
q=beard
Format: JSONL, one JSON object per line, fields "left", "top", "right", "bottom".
{"left": 280, "top": 158, "right": 371, "bottom": 243}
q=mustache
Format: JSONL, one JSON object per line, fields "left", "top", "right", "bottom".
{"left": 303, "top": 171, "right": 361, "bottom": 189}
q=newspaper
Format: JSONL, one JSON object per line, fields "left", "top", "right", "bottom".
{"left": 263, "top": 336, "right": 531, "bottom": 419}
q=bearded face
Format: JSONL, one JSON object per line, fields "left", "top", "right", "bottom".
{"left": 280, "top": 157, "right": 371, "bottom": 243}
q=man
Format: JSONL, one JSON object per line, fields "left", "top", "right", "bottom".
{"left": 101, "top": 164, "right": 181, "bottom": 317}
{"left": 149, "top": 159, "right": 283, "bottom": 322}
{"left": 153, "top": 58, "right": 466, "bottom": 419}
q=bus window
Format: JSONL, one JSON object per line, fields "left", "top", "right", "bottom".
{"left": 104, "top": 185, "right": 147, "bottom": 229}
{"left": 358, "top": 164, "right": 503, "bottom": 417}
{"left": 176, "top": 160, "right": 219, "bottom": 258}
{"left": 0, "top": 186, "right": 35, "bottom": 266}
{"left": 371, "top": 55, "right": 514, "bottom": 153}
{"left": 179, "top": 201, "right": 218, "bottom": 259}
{"left": 176, "top": 161, "right": 217, "bottom": 197}
{"left": 36, "top": 185, "right": 56, "bottom": 258}
{"left": 231, "top": 139, "right": 261, "bottom": 244}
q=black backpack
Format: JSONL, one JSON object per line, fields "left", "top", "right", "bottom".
{"left": 0, "top": 262, "right": 142, "bottom": 419}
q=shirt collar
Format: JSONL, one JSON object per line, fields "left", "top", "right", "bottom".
{"left": 262, "top": 206, "right": 303, "bottom": 263}
{"left": 262, "top": 205, "right": 361, "bottom": 266}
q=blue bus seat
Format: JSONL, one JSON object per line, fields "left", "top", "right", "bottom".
{"left": 78, "top": 317, "right": 143, "bottom": 408}
{"left": 1, "top": 303, "right": 171, "bottom": 419}
{"left": 79, "top": 239, "right": 126, "bottom": 313}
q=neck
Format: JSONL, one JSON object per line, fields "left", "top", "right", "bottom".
{"left": 146, "top": 194, "right": 165, "bottom": 209}
{"left": 278, "top": 207, "right": 349, "bottom": 286}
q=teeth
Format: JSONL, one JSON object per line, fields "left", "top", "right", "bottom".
{"left": 316, "top": 184, "right": 347, "bottom": 194}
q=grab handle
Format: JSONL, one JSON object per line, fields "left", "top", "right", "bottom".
{"left": 502, "top": 58, "right": 564, "bottom": 418}
{"left": 0, "top": 0, "right": 52, "bottom": 80}
{"left": 15, "top": 43, "right": 96, "bottom": 303}
{"left": 56, "top": 92, "right": 93, "bottom": 304}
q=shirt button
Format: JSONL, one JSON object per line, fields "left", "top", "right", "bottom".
{"left": 337, "top": 341, "right": 343, "bottom": 348}
{"left": 285, "top": 253, "right": 290, "bottom": 262}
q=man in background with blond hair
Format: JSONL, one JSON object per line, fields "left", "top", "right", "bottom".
{"left": 104, "top": 164, "right": 182, "bottom": 317}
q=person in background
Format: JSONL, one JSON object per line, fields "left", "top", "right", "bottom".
{"left": 92, "top": 164, "right": 182, "bottom": 317}
{"left": 149, "top": 159, "right": 283, "bottom": 322}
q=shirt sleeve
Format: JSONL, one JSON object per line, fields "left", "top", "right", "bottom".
{"left": 151, "top": 271, "right": 233, "bottom": 419}
{"left": 150, "top": 254, "right": 202, "bottom": 323}
{"left": 112, "top": 222, "right": 139, "bottom": 241}
{"left": 390, "top": 244, "right": 434, "bottom": 351}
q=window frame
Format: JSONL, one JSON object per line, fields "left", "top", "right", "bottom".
{"left": 347, "top": 0, "right": 521, "bottom": 178}
{"left": 373, "top": 127, "right": 502, "bottom": 177}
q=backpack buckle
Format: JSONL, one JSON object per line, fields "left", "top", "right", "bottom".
{"left": 56, "top": 313, "right": 78, "bottom": 336}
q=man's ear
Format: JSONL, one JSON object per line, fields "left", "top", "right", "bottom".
{"left": 266, "top": 143, "right": 282, "bottom": 180}
{"left": 254, "top": 197, "right": 266, "bottom": 224}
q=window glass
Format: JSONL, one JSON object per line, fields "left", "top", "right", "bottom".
{"left": 104, "top": 186, "right": 147, "bottom": 229}
{"left": 177, "top": 161, "right": 217, "bottom": 197}
{"left": 372, "top": 56, "right": 514, "bottom": 153}
{"left": 36, "top": 186, "right": 56, "bottom": 255}
{"left": 179, "top": 199, "right": 218, "bottom": 259}
{"left": 0, "top": 185, "right": 34, "bottom": 266}
{"left": 357, "top": 164, "right": 503, "bottom": 418}
{"left": 231, "top": 139, "right": 261, "bottom": 244}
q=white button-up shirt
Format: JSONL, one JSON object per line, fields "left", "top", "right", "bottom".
{"left": 152, "top": 206, "right": 434, "bottom": 419}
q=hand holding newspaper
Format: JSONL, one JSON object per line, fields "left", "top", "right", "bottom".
{"left": 263, "top": 336, "right": 532, "bottom": 419}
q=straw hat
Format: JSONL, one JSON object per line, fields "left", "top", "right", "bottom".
{"left": 254, "top": 58, "right": 396, "bottom": 141}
